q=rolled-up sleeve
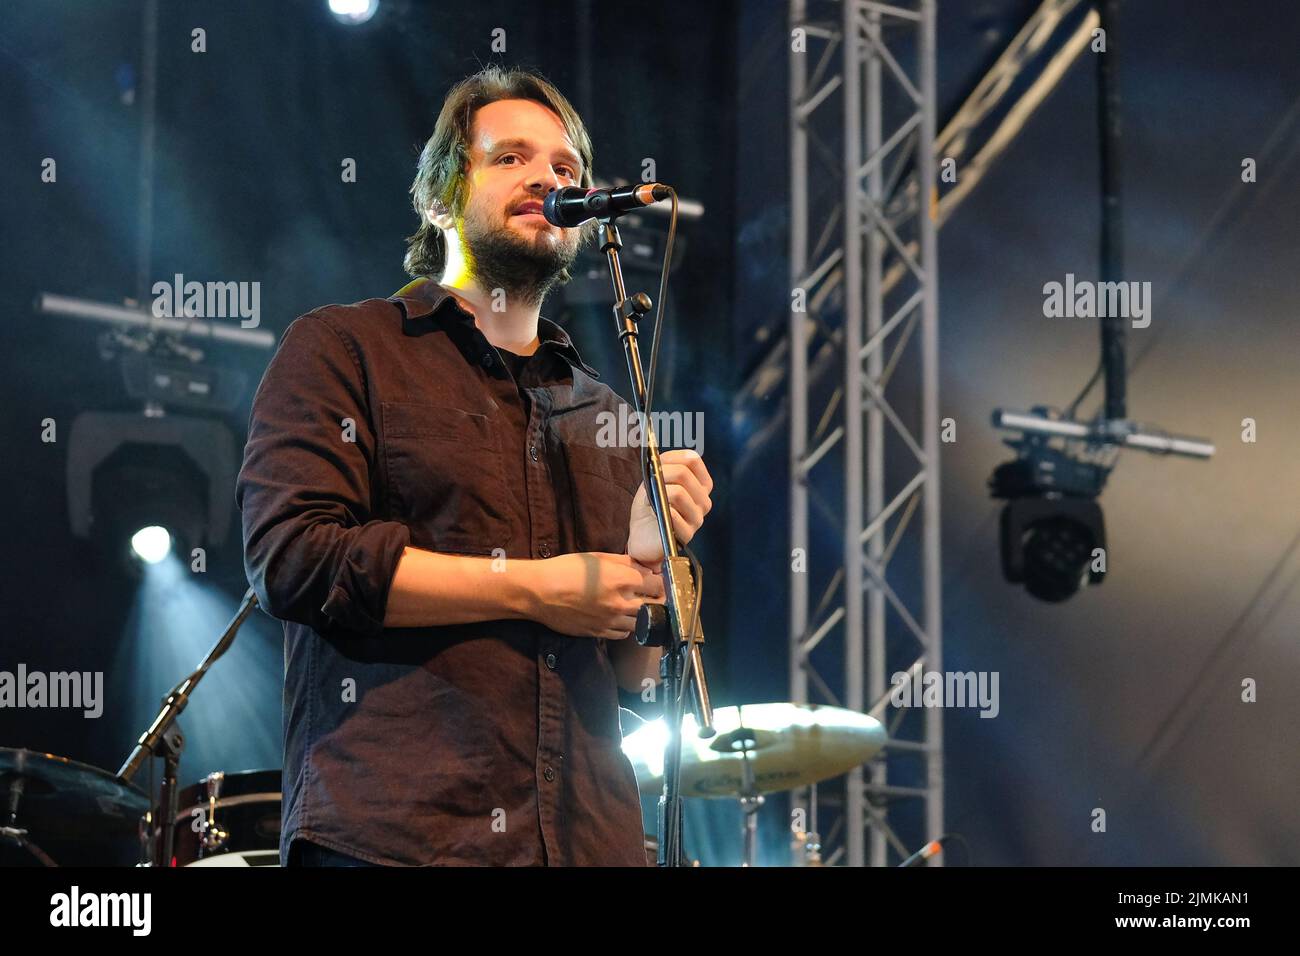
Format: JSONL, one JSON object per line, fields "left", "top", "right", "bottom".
{"left": 237, "top": 314, "right": 410, "bottom": 636}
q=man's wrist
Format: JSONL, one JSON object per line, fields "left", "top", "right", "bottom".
{"left": 506, "top": 556, "right": 549, "bottom": 620}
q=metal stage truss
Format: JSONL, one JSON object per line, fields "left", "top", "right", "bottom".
{"left": 787, "top": 0, "right": 941, "bottom": 868}
{"left": 784, "top": 0, "right": 1098, "bottom": 867}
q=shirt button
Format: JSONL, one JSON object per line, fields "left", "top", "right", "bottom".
{"left": 480, "top": 352, "right": 494, "bottom": 368}
{"left": 529, "top": 444, "right": 539, "bottom": 461}
{"left": 545, "top": 653, "right": 557, "bottom": 670}
{"left": 539, "top": 542, "right": 552, "bottom": 558}
{"left": 543, "top": 766, "right": 555, "bottom": 782}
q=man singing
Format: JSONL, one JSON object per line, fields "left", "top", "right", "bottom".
{"left": 237, "top": 66, "right": 713, "bottom": 866}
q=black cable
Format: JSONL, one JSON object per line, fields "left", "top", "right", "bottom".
{"left": 627, "top": 186, "right": 700, "bottom": 708}
{"left": 1067, "top": 84, "right": 1300, "bottom": 422}
{"left": 632, "top": 189, "right": 678, "bottom": 513}
{"left": 641, "top": 189, "right": 678, "bottom": 426}
{"left": 1064, "top": 359, "right": 1104, "bottom": 419}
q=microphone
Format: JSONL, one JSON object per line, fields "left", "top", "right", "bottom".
{"left": 542, "top": 183, "right": 672, "bottom": 227}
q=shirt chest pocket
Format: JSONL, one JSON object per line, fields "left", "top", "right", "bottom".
{"left": 564, "top": 442, "right": 643, "bottom": 554}
{"left": 380, "top": 401, "right": 512, "bottom": 555}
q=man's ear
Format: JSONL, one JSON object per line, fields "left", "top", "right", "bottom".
{"left": 427, "top": 199, "right": 453, "bottom": 230}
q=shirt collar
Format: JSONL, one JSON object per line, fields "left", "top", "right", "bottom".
{"left": 389, "top": 277, "right": 600, "bottom": 379}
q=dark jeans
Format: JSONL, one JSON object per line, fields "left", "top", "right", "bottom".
{"left": 290, "top": 839, "right": 383, "bottom": 867}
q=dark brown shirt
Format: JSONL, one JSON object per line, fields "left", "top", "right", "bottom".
{"left": 236, "top": 278, "right": 649, "bottom": 866}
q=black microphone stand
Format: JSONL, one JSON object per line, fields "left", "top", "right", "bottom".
{"left": 597, "top": 216, "right": 715, "bottom": 867}
{"left": 117, "top": 585, "right": 260, "bottom": 866}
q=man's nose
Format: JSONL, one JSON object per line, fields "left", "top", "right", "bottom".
{"left": 526, "top": 160, "right": 561, "bottom": 192}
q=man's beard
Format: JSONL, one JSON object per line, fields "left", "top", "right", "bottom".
{"left": 459, "top": 205, "right": 580, "bottom": 307}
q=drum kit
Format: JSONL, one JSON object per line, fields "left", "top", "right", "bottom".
{"left": 2, "top": 700, "right": 884, "bottom": 867}
{"left": 0, "top": 750, "right": 282, "bottom": 867}
{"left": 623, "top": 702, "right": 887, "bottom": 866}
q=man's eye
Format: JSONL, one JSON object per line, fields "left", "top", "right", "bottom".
{"left": 497, "top": 154, "right": 575, "bottom": 179}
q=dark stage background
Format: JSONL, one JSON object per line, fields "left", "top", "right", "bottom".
{"left": 1, "top": 0, "right": 1297, "bottom": 866}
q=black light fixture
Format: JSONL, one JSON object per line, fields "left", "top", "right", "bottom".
{"left": 57, "top": 313, "right": 251, "bottom": 573}
{"left": 67, "top": 410, "right": 236, "bottom": 573}
{"left": 988, "top": 3, "right": 1214, "bottom": 603}
{"left": 989, "top": 420, "right": 1109, "bottom": 603}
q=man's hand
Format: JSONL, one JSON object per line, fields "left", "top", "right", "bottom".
{"left": 527, "top": 552, "right": 665, "bottom": 640}
{"left": 626, "top": 449, "right": 714, "bottom": 566}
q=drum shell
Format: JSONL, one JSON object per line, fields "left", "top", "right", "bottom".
{"left": 170, "top": 769, "right": 281, "bottom": 866}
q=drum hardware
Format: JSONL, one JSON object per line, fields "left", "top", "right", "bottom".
{"left": 1, "top": 771, "right": 56, "bottom": 867}
{"left": 790, "top": 827, "right": 824, "bottom": 866}
{"left": 199, "top": 771, "right": 230, "bottom": 853}
{"left": 716, "top": 707, "right": 765, "bottom": 867}
{"left": 170, "top": 768, "right": 282, "bottom": 866}
{"left": 738, "top": 791, "right": 764, "bottom": 867}
{"left": 0, "top": 823, "right": 57, "bottom": 867}
{"left": 138, "top": 808, "right": 151, "bottom": 864}
{"left": 789, "top": 779, "right": 824, "bottom": 866}
{"left": 622, "top": 702, "right": 887, "bottom": 865}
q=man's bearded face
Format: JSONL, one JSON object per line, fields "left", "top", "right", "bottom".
{"left": 455, "top": 98, "right": 589, "bottom": 305}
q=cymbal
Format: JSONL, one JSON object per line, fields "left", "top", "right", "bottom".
{"left": 0, "top": 747, "right": 150, "bottom": 839}
{"left": 620, "top": 702, "right": 887, "bottom": 798}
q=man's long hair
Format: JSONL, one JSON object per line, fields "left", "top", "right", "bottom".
{"left": 403, "top": 65, "right": 596, "bottom": 282}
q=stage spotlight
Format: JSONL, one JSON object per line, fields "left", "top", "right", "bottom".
{"left": 989, "top": 421, "right": 1110, "bottom": 603}
{"left": 67, "top": 411, "right": 236, "bottom": 573}
{"left": 130, "top": 526, "right": 172, "bottom": 565}
{"left": 328, "top": 0, "right": 378, "bottom": 25}
{"left": 996, "top": 495, "right": 1106, "bottom": 603}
